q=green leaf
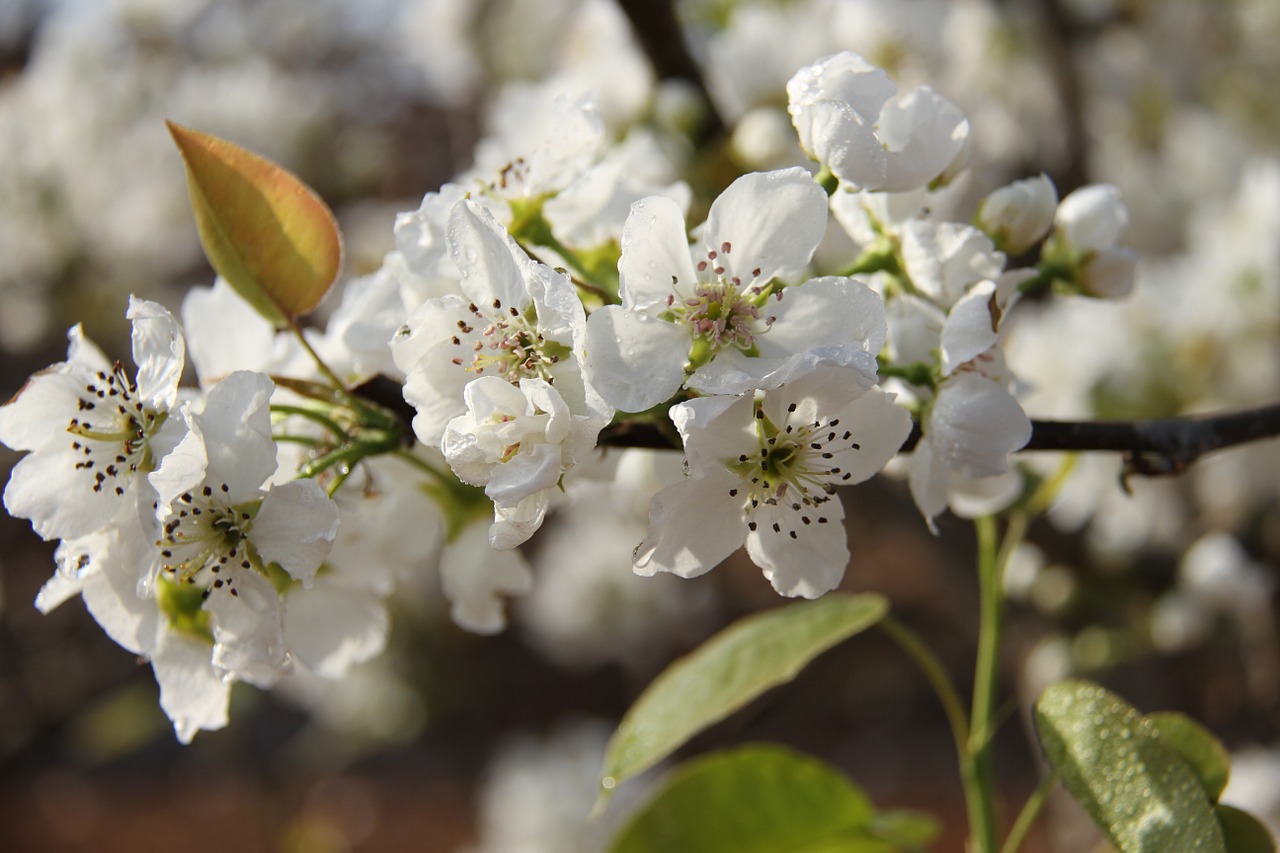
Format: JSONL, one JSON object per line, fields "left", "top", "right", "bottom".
{"left": 599, "top": 593, "right": 887, "bottom": 803}
{"left": 1148, "top": 711, "right": 1231, "bottom": 801}
{"left": 607, "top": 744, "right": 897, "bottom": 853}
{"left": 167, "top": 121, "right": 343, "bottom": 327}
{"left": 1217, "top": 805, "right": 1277, "bottom": 853}
{"left": 1035, "top": 679, "right": 1227, "bottom": 853}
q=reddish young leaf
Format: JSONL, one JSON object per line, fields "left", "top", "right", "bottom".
{"left": 167, "top": 121, "right": 342, "bottom": 326}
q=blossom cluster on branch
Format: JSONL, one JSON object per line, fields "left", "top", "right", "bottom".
{"left": 0, "top": 46, "right": 1183, "bottom": 743}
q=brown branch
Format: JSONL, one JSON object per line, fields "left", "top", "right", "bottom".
{"left": 1024, "top": 403, "right": 1280, "bottom": 478}
{"left": 598, "top": 402, "right": 1280, "bottom": 480}
{"left": 614, "top": 0, "right": 727, "bottom": 145}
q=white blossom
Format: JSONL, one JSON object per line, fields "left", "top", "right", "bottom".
{"left": 908, "top": 371, "right": 1031, "bottom": 531}
{"left": 977, "top": 174, "right": 1058, "bottom": 254}
{"left": 1052, "top": 183, "right": 1138, "bottom": 299}
{"left": 443, "top": 375, "right": 606, "bottom": 549}
{"left": 0, "top": 297, "right": 184, "bottom": 540}
{"left": 149, "top": 371, "right": 340, "bottom": 686}
{"left": 391, "top": 199, "right": 605, "bottom": 446}
{"left": 787, "top": 51, "right": 970, "bottom": 193}
{"left": 586, "top": 168, "right": 885, "bottom": 412}
{"left": 634, "top": 356, "right": 911, "bottom": 598}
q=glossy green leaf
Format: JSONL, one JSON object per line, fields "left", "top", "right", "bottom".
{"left": 608, "top": 744, "right": 892, "bottom": 853}
{"left": 1035, "top": 679, "right": 1227, "bottom": 853}
{"left": 167, "top": 121, "right": 342, "bottom": 327}
{"left": 1148, "top": 711, "right": 1231, "bottom": 802}
{"left": 1217, "top": 805, "right": 1278, "bottom": 853}
{"left": 599, "top": 593, "right": 887, "bottom": 802}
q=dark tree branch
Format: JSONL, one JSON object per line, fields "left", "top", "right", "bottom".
{"left": 598, "top": 403, "right": 1280, "bottom": 480}
{"left": 1024, "top": 403, "right": 1280, "bottom": 478}
{"left": 614, "top": 0, "right": 727, "bottom": 144}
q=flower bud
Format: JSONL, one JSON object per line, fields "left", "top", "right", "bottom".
{"left": 1079, "top": 246, "right": 1138, "bottom": 299}
{"left": 977, "top": 173, "right": 1057, "bottom": 254}
{"left": 1054, "top": 183, "right": 1128, "bottom": 250}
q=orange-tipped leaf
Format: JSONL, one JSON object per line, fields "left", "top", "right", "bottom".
{"left": 167, "top": 120, "right": 342, "bottom": 326}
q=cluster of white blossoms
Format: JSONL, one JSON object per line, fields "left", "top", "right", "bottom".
{"left": 0, "top": 50, "right": 1139, "bottom": 740}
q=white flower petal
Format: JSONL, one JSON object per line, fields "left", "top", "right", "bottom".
{"left": 746, "top": 497, "right": 848, "bottom": 598}
{"left": 206, "top": 569, "right": 288, "bottom": 687}
{"left": 78, "top": 521, "right": 161, "bottom": 654}
{"left": 617, "top": 195, "right": 698, "bottom": 311}
{"left": 941, "top": 281, "right": 999, "bottom": 376}
{"left": 5, "top": 446, "right": 124, "bottom": 540}
{"left": 901, "top": 221, "right": 1005, "bottom": 307}
{"left": 758, "top": 277, "right": 886, "bottom": 357}
{"left": 195, "top": 371, "right": 278, "bottom": 500}
{"left": 670, "top": 394, "right": 753, "bottom": 474}
{"left": 284, "top": 581, "right": 388, "bottom": 679}
{"left": 876, "top": 86, "right": 971, "bottom": 193}
{"left": 181, "top": 280, "right": 281, "bottom": 385}
{"left": 929, "top": 373, "right": 1032, "bottom": 478}
{"left": 633, "top": 472, "right": 747, "bottom": 579}
{"left": 127, "top": 296, "right": 185, "bottom": 411}
{"left": 886, "top": 293, "right": 945, "bottom": 365}
{"left": 151, "top": 630, "right": 230, "bottom": 744}
{"left": 148, "top": 425, "right": 208, "bottom": 510}
{"left": 908, "top": 434, "right": 950, "bottom": 534}
{"left": 35, "top": 569, "right": 83, "bottom": 614}
{"left": 252, "top": 479, "right": 340, "bottom": 586}
{"left": 489, "top": 490, "right": 551, "bottom": 550}
{"left": 448, "top": 200, "right": 531, "bottom": 312}
{"left": 820, "top": 387, "right": 912, "bottom": 485}
{"left": 584, "top": 306, "right": 690, "bottom": 412}
{"left": 440, "top": 521, "right": 533, "bottom": 633}
{"left": 702, "top": 168, "right": 828, "bottom": 283}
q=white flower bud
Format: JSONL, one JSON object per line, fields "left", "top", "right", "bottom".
{"left": 977, "top": 173, "right": 1058, "bottom": 254}
{"left": 1054, "top": 183, "right": 1128, "bottom": 250}
{"left": 787, "top": 51, "right": 969, "bottom": 193}
{"left": 1079, "top": 246, "right": 1138, "bottom": 299}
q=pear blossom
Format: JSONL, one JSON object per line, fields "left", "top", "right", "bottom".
{"left": 1049, "top": 183, "right": 1139, "bottom": 299}
{"left": 0, "top": 296, "right": 184, "bottom": 541}
{"left": 787, "top": 50, "right": 970, "bottom": 193}
{"left": 35, "top": 493, "right": 233, "bottom": 743}
{"left": 976, "top": 174, "right": 1058, "bottom": 255}
{"left": 909, "top": 370, "right": 1031, "bottom": 531}
{"left": 634, "top": 356, "right": 911, "bottom": 598}
{"left": 391, "top": 199, "right": 604, "bottom": 446}
{"left": 149, "top": 370, "right": 340, "bottom": 685}
{"left": 586, "top": 167, "right": 886, "bottom": 412}
{"left": 900, "top": 220, "right": 1006, "bottom": 307}
{"left": 443, "top": 375, "right": 607, "bottom": 549}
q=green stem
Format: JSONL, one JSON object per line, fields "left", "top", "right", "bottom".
{"left": 297, "top": 445, "right": 366, "bottom": 480}
{"left": 999, "top": 771, "right": 1058, "bottom": 853}
{"left": 325, "top": 466, "right": 353, "bottom": 497}
{"left": 969, "top": 514, "right": 1004, "bottom": 853}
{"left": 270, "top": 404, "right": 351, "bottom": 441}
{"left": 286, "top": 317, "right": 351, "bottom": 397}
{"left": 272, "top": 434, "right": 321, "bottom": 446}
{"left": 880, "top": 617, "right": 971, "bottom": 771}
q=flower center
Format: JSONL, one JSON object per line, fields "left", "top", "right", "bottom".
{"left": 729, "top": 400, "right": 862, "bottom": 537}
{"left": 448, "top": 298, "right": 569, "bottom": 384}
{"left": 156, "top": 481, "right": 259, "bottom": 597}
{"left": 65, "top": 361, "right": 161, "bottom": 497}
{"left": 668, "top": 242, "right": 777, "bottom": 361}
